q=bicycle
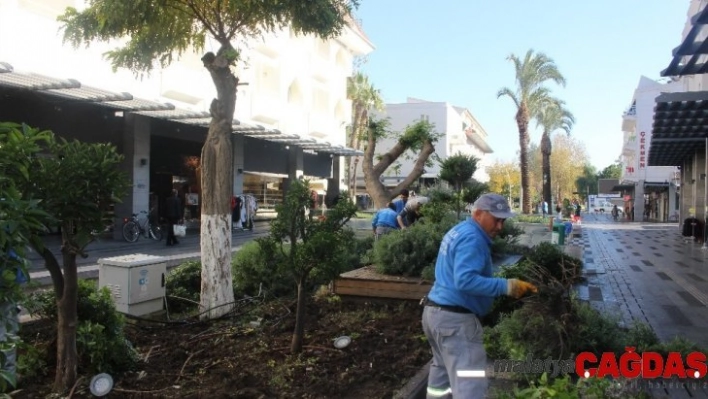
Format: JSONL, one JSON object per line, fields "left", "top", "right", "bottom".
{"left": 122, "top": 210, "right": 164, "bottom": 243}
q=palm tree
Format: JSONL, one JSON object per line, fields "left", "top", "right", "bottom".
{"left": 536, "top": 99, "right": 575, "bottom": 206}
{"left": 347, "top": 72, "right": 384, "bottom": 197}
{"left": 497, "top": 49, "right": 566, "bottom": 214}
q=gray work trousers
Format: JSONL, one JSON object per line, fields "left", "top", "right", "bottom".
{"left": 374, "top": 226, "right": 395, "bottom": 240}
{"left": 422, "top": 306, "right": 487, "bottom": 399}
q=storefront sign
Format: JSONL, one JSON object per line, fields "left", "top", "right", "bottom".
{"left": 639, "top": 131, "right": 646, "bottom": 169}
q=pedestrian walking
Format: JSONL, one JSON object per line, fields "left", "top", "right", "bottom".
{"left": 422, "top": 193, "right": 537, "bottom": 399}
{"left": 165, "top": 189, "right": 183, "bottom": 246}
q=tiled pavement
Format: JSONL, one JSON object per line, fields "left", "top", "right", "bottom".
{"left": 572, "top": 213, "right": 708, "bottom": 398}
{"left": 575, "top": 214, "right": 708, "bottom": 348}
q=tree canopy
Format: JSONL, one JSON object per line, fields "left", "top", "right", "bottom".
{"left": 59, "top": 0, "right": 358, "bottom": 74}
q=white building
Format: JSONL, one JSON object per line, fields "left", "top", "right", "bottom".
{"left": 358, "top": 98, "right": 493, "bottom": 191}
{"left": 619, "top": 76, "right": 683, "bottom": 222}
{"left": 0, "top": 0, "right": 372, "bottom": 228}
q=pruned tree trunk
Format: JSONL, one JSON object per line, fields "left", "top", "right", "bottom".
{"left": 362, "top": 126, "right": 435, "bottom": 208}
{"left": 199, "top": 49, "right": 237, "bottom": 319}
{"left": 53, "top": 246, "right": 78, "bottom": 392}
{"left": 516, "top": 106, "right": 531, "bottom": 214}
{"left": 290, "top": 277, "right": 307, "bottom": 354}
{"left": 541, "top": 131, "right": 552, "bottom": 208}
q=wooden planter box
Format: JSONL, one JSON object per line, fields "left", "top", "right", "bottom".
{"left": 332, "top": 266, "right": 431, "bottom": 301}
{"left": 332, "top": 255, "right": 528, "bottom": 301}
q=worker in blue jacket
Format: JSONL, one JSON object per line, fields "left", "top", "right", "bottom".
{"left": 422, "top": 193, "right": 537, "bottom": 399}
{"left": 392, "top": 189, "right": 410, "bottom": 214}
{"left": 372, "top": 202, "right": 399, "bottom": 239}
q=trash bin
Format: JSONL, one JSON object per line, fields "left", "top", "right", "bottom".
{"left": 551, "top": 223, "right": 566, "bottom": 245}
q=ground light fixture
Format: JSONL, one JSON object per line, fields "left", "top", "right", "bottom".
{"left": 333, "top": 336, "right": 351, "bottom": 349}
{"left": 89, "top": 373, "right": 114, "bottom": 396}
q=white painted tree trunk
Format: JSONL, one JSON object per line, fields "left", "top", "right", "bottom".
{"left": 199, "top": 49, "right": 238, "bottom": 320}
{"left": 200, "top": 214, "right": 234, "bottom": 319}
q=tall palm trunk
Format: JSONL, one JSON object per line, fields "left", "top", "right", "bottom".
{"left": 516, "top": 106, "right": 531, "bottom": 214}
{"left": 199, "top": 48, "right": 237, "bottom": 319}
{"left": 349, "top": 107, "right": 367, "bottom": 196}
{"left": 541, "top": 131, "right": 552, "bottom": 207}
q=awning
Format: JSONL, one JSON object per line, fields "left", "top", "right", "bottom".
{"left": 662, "top": 5, "right": 708, "bottom": 77}
{"left": 644, "top": 182, "right": 670, "bottom": 193}
{"left": 648, "top": 91, "right": 708, "bottom": 166}
{"left": 0, "top": 61, "right": 362, "bottom": 157}
{"left": 611, "top": 184, "right": 635, "bottom": 192}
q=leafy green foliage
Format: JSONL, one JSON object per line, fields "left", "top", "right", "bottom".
{"left": 598, "top": 162, "right": 623, "bottom": 179}
{"left": 233, "top": 240, "right": 293, "bottom": 298}
{"left": 513, "top": 214, "right": 546, "bottom": 224}
{"left": 260, "top": 179, "right": 357, "bottom": 353}
{"left": 25, "top": 280, "right": 137, "bottom": 374}
{"left": 372, "top": 218, "right": 456, "bottom": 277}
{"left": 504, "top": 373, "right": 644, "bottom": 399}
{"left": 523, "top": 242, "right": 583, "bottom": 285}
{"left": 439, "top": 153, "right": 479, "bottom": 190}
{"left": 490, "top": 219, "right": 525, "bottom": 262}
{"left": 33, "top": 138, "right": 130, "bottom": 251}
{"left": 0, "top": 122, "right": 55, "bottom": 391}
{"left": 398, "top": 119, "right": 441, "bottom": 149}
{"left": 263, "top": 179, "right": 358, "bottom": 286}
{"left": 59, "top": 0, "right": 358, "bottom": 75}
{"left": 165, "top": 260, "right": 203, "bottom": 314}
{"left": 436, "top": 154, "right": 489, "bottom": 219}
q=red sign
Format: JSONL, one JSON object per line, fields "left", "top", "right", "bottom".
{"left": 639, "top": 131, "right": 646, "bottom": 169}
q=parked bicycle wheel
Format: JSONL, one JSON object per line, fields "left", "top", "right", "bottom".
{"left": 149, "top": 224, "right": 164, "bottom": 241}
{"left": 122, "top": 221, "right": 140, "bottom": 243}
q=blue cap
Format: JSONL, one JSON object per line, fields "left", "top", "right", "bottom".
{"left": 472, "top": 193, "right": 516, "bottom": 219}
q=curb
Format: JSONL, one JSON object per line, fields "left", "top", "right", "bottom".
{"left": 28, "top": 245, "right": 247, "bottom": 289}
{"left": 393, "top": 360, "right": 430, "bottom": 399}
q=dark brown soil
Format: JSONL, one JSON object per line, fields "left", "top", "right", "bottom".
{"left": 14, "top": 296, "right": 430, "bottom": 398}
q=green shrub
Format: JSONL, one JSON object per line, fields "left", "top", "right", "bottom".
{"left": 649, "top": 336, "right": 706, "bottom": 357}
{"left": 25, "top": 280, "right": 137, "bottom": 374}
{"left": 491, "top": 219, "right": 525, "bottom": 261}
{"left": 165, "top": 260, "right": 201, "bottom": 313}
{"left": 372, "top": 218, "right": 455, "bottom": 277}
{"left": 513, "top": 214, "right": 546, "bottom": 224}
{"left": 341, "top": 234, "right": 375, "bottom": 270}
{"left": 622, "top": 321, "right": 659, "bottom": 352}
{"left": 233, "top": 240, "right": 294, "bottom": 297}
{"left": 524, "top": 242, "right": 583, "bottom": 285}
{"left": 570, "top": 301, "right": 624, "bottom": 355}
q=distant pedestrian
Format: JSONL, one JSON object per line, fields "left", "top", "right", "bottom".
{"left": 543, "top": 201, "right": 548, "bottom": 218}
{"left": 165, "top": 189, "right": 183, "bottom": 246}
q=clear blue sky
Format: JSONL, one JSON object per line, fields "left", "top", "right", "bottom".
{"left": 354, "top": 1, "right": 688, "bottom": 172}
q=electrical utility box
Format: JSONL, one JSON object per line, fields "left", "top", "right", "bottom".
{"left": 98, "top": 254, "right": 167, "bottom": 316}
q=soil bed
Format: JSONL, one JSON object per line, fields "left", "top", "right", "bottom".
{"left": 15, "top": 297, "right": 430, "bottom": 398}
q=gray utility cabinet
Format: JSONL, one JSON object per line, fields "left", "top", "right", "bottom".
{"left": 98, "top": 254, "right": 167, "bottom": 316}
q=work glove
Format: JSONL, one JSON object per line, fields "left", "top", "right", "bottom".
{"left": 507, "top": 279, "right": 538, "bottom": 299}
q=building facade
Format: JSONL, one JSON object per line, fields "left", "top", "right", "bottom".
{"left": 648, "top": 0, "right": 708, "bottom": 234}
{"left": 619, "top": 76, "right": 682, "bottom": 222}
{"left": 357, "top": 98, "right": 493, "bottom": 192}
{"left": 0, "top": 0, "right": 372, "bottom": 234}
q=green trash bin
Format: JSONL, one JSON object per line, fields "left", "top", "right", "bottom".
{"left": 551, "top": 223, "right": 566, "bottom": 245}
